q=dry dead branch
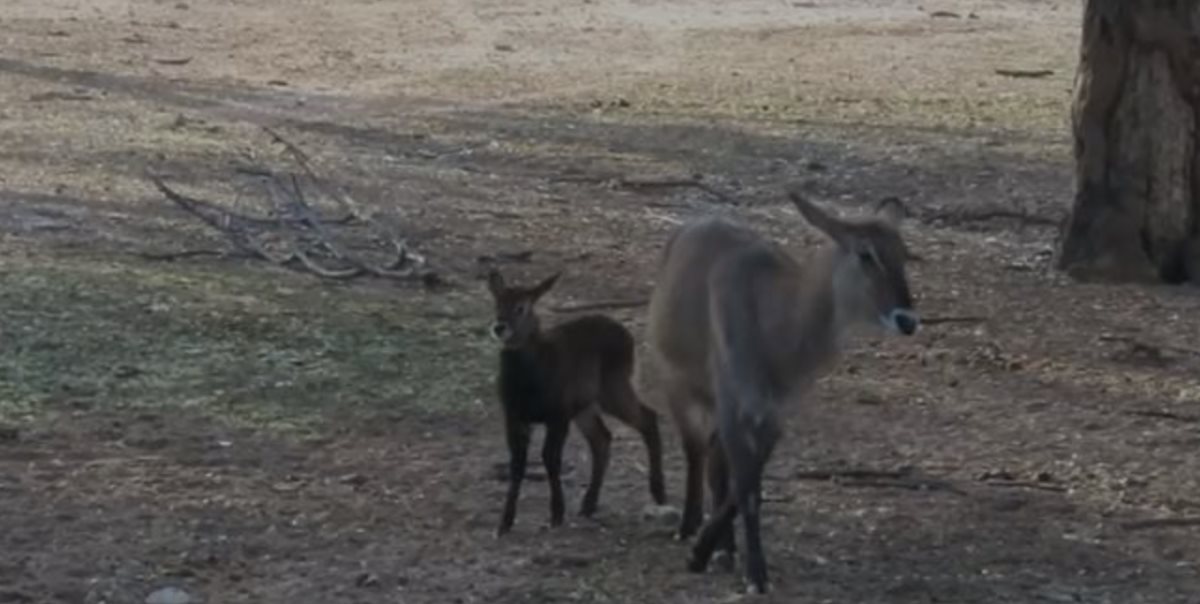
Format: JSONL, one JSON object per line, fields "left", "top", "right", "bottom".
{"left": 995, "top": 68, "right": 1054, "bottom": 79}
{"left": 922, "top": 207, "right": 1060, "bottom": 228}
{"left": 837, "top": 476, "right": 967, "bottom": 495}
{"left": 792, "top": 468, "right": 912, "bottom": 481}
{"left": 1099, "top": 334, "right": 1200, "bottom": 358}
{"left": 790, "top": 466, "right": 966, "bottom": 495}
{"left": 552, "top": 173, "right": 738, "bottom": 205}
{"left": 922, "top": 315, "right": 988, "bottom": 326}
{"left": 550, "top": 298, "right": 649, "bottom": 314}
{"left": 136, "top": 249, "right": 247, "bottom": 262}
{"left": 1120, "top": 517, "right": 1200, "bottom": 531}
{"left": 1122, "top": 409, "right": 1200, "bottom": 423}
{"left": 146, "top": 129, "right": 436, "bottom": 285}
{"left": 982, "top": 480, "right": 1068, "bottom": 493}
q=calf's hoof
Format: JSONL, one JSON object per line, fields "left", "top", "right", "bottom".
{"left": 743, "top": 578, "right": 770, "bottom": 596}
{"left": 713, "top": 550, "right": 736, "bottom": 572}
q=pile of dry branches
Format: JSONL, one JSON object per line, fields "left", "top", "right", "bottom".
{"left": 146, "top": 127, "right": 437, "bottom": 286}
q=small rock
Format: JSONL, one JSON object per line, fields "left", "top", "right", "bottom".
{"left": 145, "top": 587, "right": 192, "bottom": 604}
{"left": 854, "top": 393, "right": 885, "bottom": 406}
{"left": 114, "top": 364, "right": 143, "bottom": 379}
{"left": 978, "top": 469, "right": 1015, "bottom": 481}
{"left": 532, "top": 553, "right": 592, "bottom": 568}
{"left": 0, "top": 425, "right": 19, "bottom": 443}
{"left": 642, "top": 503, "right": 680, "bottom": 525}
{"left": 494, "top": 43, "right": 515, "bottom": 52}
{"left": 1035, "top": 586, "right": 1082, "bottom": 603}
{"left": 354, "top": 572, "right": 380, "bottom": 588}
{"left": 125, "top": 434, "right": 170, "bottom": 451}
{"left": 338, "top": 473, "right": 369, "bottom": 487}
{"left": 991, "top": 495, "right": 1028, "bottom": 512}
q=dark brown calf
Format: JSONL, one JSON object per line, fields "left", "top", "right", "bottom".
{"left": 487, "top": 269, "right": 666, "bottom": 536}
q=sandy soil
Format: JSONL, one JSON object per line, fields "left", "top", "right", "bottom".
{"left": 2, "top": 1, "right": 1200, "bottom": 603}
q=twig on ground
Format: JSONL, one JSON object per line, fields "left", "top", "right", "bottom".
{"left": 995, "top": 68, "right": 1054, "bottom": 79}
{"left": 837, "top": 476, "right": 967, "bottom": 495}
{"left": 921, "top": 207, "right": 1059, "bottom": 228}
{"left": 263, "top": 126, "right": 428, "bottom": 277}
{"left": 477, "top": 250, "right": 534, "bottom": 264}
{"left": 1120, "top": 517, "right": 1200, "bottom": 531}
{"left": 550, "top": 298, "right": 649, "bottom": 314}
{"left": 793, "top": 468, "right": 912, "bottom": 481}
{"left": 1099, "top": 334, "right": 1200, "bottom": 359}
{"left": 982, "top": 480, "right": 1068, "bottom": 493}
{"left": 137, "top": 249, "right": 248, "bottom": 262}
{"left": 146, "top": 129, "right": 437, "bottom": 285}
{"left": 552, "top": 173, "right": 738, "bottom": 205}
{"left": 792, "top": 466, "right": 965, "bottom": 495}
{"left": 1122, "top": 409, "right": 1200, "bottom": 423}
{"left": 922, "top": 316, "right": 988, "bottom": 326}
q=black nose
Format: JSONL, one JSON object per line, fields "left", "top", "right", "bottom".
{"left": 895, "top": 312, "right": 918, "bottom": 336}
{"left": 491, "top": 323, "right": 509, "bottom": 339}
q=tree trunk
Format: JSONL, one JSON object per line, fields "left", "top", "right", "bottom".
{"left": 1058, "top": 0, "right": 1200, "bottom": 283}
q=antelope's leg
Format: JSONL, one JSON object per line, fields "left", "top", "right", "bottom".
{"left": 573, "top": 407, "right": 612, "bottom": 517}
{"left": 542, "top": 420, "right": 570, "bottom": 527}
{"left": 604, "top": 379, "right": 666, "bottom": 505}
{"left": 497, "top": 417, "right": 531, "bottom": 536}
{"left": 706, "top": 432, "right": 736, "bottom": 568}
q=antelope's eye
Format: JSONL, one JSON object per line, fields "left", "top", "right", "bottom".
{"left": 514, "top": 302, "right": 529, "bottom": 315}
{"left": 858, "top": 249, "right": 875, "bottom": 265}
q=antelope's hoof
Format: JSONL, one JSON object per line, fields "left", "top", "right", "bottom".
{"left": 579, "top": 500, "right": 598, "bottom": 518}
{"left": 642, "top": 503, "right": 680, "bottom": 526}
{"left": 713, "top": 550, "right": 736, "bottom": 572}
{"left": 743, "top": 579, "right": 770, "bottom": 596}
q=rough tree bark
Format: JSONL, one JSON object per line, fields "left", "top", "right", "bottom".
{"left": 1058, "top": 0, "right": 1200, "bottom": 283}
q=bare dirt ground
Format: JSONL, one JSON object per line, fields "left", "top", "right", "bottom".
{"left": 2, "top": 1, "right": 1200, "bottom": 602}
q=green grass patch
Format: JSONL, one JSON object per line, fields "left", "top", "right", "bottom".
{"left": 0, "top": 253, "right": 494, "bottom": 434}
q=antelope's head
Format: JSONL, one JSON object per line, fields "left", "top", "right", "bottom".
{"left": 788, "top": 190, "right": 919, "bottom": 336}
{"left": 485, "top": 268, "right": 561, "bottom": 347}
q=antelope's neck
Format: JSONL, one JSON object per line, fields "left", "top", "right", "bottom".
{"left": 783, "top": 246, "right": 846, "bottom": 379}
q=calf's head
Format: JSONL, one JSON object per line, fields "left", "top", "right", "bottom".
{"left": 485, "top": 269, "right": 561, "bottom": 347}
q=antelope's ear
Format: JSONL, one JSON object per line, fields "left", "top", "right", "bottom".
{"left": 787, "top": 189, "right": 852, "bottom": 248}
{"left": 530, "top": 271, "right": 561, "bottom": 300}
{"left": 875, "top": 196, "right": 907, "bottom": 227}
{"left": 486, "top": 269, "right": 506, "bottom": 296}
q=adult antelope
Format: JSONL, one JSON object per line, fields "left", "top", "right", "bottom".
{"left": 645, "top": 189, "right": 918, "bottom": 594}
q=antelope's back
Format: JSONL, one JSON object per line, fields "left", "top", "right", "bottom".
{"left": 646, "top": 217, "right": 765, "bottom": 388}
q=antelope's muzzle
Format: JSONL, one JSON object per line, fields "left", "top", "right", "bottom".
{"left": 887, "top": 308, "right": 920, "bottom": 336}
{"left": 490, "top": 322, "right": 511, "bottom": 341}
